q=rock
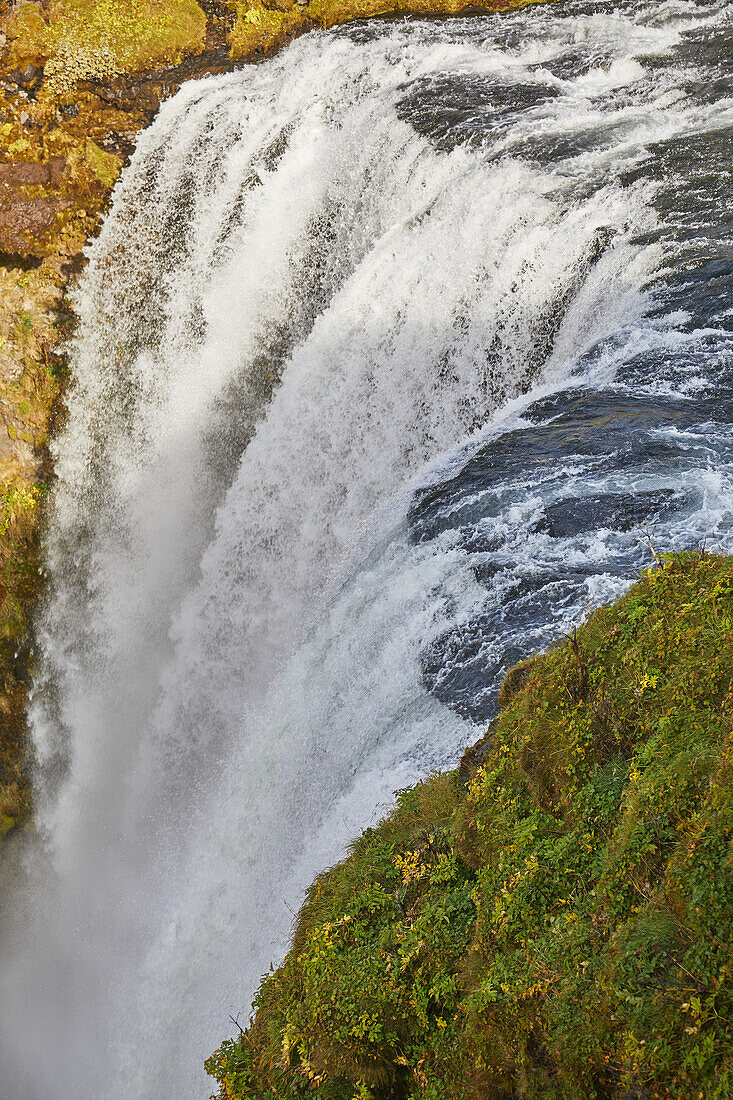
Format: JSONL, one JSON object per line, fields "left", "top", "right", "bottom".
{"left": 0, "top": 161, "right": 49, "bottom": 187}
{"left": 0, "top": 196, "right": 71, "bottom": 257}
{"left": 92, "top": 77, "right": 162, "bottom": 116}
{"left": 47, "top": 156, "right": 66, "bottom": 186}
{"left": 0, "top": 158, "right": 67, "bottom": 189}
{"left": 11, "top": 63, "right": 43, "bottom": 91}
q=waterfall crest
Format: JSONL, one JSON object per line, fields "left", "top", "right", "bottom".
{"left": 1, "top": 2, "right": 731, "bottom": 1096}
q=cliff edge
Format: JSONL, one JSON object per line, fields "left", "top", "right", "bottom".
{"left": 207, "top": 551, "right": 733, "bottom": 1100}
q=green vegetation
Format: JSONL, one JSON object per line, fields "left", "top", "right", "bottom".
{"left": 207, "top": 551, "right": 733, "bottom": 1099}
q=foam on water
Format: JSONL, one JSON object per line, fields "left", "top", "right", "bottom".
{"left": 0, "top": 1, "right": 731, "bottom": 1096}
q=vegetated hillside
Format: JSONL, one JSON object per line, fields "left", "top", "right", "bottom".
{"left": 207, "top": 550, "right": 733, "bottom": 1100}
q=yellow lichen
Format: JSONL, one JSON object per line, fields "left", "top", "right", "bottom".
{"left": 39, "top": 0, "right": 207, "bottom": 95}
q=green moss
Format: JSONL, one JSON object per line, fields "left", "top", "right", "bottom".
{"left": 83, "top": 138, "right": 122, "bottom": 189}
{"left": 228, "top": 3, "right": 303, "bottom": 57}
{"left": 3, "top": 1, "right": 48, "bottom": 64}
{"left": 208, "top": 552, "right": 733, "bottom": 1100}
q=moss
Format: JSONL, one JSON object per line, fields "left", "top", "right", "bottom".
{"left": 228, "top": 2, "right": 304, "bottom": 57}
{"left": 208, "top": 552, "right": 733, "bottom": 1100}
{"left": 3, "top": 1, "right": 48, "bottom": 63}
{"left": 6, "top": 0, "right": 207, "bottom": 94}
{"left": 83, "top": 138, "right": 122, "bottom": 189}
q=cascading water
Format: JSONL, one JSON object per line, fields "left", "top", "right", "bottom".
{"left": 1, "top": 0, "right": 731, "bottom": 1096}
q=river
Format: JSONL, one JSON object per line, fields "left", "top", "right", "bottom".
{"left": 1, "top": 1, "right": 731, "bottom": 1095}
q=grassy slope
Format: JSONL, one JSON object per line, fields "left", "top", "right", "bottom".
{"left": 207, "top": 551, "right": 733, "bottom": 1100}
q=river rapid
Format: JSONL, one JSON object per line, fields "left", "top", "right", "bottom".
{"left": 0, "top": 1, "right": 731, "bottom": 1096}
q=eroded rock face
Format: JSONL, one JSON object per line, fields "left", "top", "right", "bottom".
{"left": 0, "top": 193, "right": 70, "bottom": 256}
{"left": 0, "top": 156, "right": 70, "bottom": 256}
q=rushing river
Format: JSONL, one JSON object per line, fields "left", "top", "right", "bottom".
{"left": 1, "top": 1, "right": 731, "bottom": 1096}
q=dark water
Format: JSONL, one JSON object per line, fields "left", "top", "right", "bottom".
{"left": 396, "top": 0, "right": 733, "bottom": 720}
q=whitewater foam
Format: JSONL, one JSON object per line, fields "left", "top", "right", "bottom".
{"left": 1, "top": 1, "right": 731, "bottom": 1096}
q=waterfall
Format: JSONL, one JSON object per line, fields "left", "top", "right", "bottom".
{"left": 1, "top": 1, "right": 731, "bottom": 1096}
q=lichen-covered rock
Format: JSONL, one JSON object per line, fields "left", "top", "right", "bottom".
{"left": 4, "top": 0, "right": 207, "bottom": 95}
{"left": 0, "top": 194, "right": 72, "bottom": 256}
{"left": 225, "top": 0, "right": 559, "bottom": 57}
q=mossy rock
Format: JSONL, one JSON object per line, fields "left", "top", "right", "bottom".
{"left": 4, "top": 0, "right": 207, "bottom": 94}
{"left": 207, "top": 552, "right": 733, "bottom": 1100}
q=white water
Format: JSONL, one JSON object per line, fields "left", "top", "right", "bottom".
{"left": 1, "top": 2, "right": 731, "bottom": 1097}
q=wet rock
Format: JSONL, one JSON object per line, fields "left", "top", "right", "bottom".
{"left": 90, "top": 76, "right": 162, "bottom": 116}
{"left": 132, "top": 82, "right": 162, "bottom": 115}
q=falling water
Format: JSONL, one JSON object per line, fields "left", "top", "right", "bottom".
{"left": 1, "top": 0, "right": 731, "bottom": 1096}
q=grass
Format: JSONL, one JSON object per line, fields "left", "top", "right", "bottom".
{"left": 207, "top": 551, "right": 733, "bottom": 1100}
